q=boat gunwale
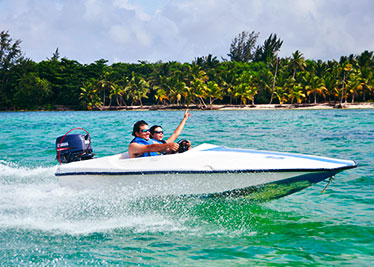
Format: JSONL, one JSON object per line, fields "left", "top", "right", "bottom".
{"left": 55, "top": 164, "right": 357, "bottom": 176}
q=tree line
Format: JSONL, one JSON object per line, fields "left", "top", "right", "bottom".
{"left": 1, "top": 30, "right": 373, "bottom": 111}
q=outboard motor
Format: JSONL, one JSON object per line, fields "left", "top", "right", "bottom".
{"left": 56, "top": 133, "right": 94, "bottom": 163}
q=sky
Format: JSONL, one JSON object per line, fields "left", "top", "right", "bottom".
{"left": 1, "top": 0, "right": 373, "bottom": 64}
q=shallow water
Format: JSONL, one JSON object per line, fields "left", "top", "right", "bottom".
{"left": 0, "top": 110, "right": 373, "bottom": 265}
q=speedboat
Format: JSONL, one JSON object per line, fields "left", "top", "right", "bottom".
{"left": 55, "top": 141, "right": 357, "bottom": 200}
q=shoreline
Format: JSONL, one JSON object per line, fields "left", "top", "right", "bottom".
{"left": 3, "top": 102, "right": 374, "bottom": 112}
{"left": 100, "top": 102, "right": 374, "bottom": 111}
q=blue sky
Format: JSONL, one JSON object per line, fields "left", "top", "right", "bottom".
{"left": 1, "top": 0, "right": 373, "bottom": 64}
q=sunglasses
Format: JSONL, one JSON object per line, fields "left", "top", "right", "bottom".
{"left": 154, "top": 131, "right": 163, "bottom": 134}
{"left": 140, "top": 129, "right": 150, "bottom": 133}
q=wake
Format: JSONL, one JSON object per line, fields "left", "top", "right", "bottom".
{"left": 0, "top": 160, "right": 57, "bottom": 185}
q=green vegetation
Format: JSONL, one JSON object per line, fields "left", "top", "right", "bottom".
{"left": 1, "top": 30, "right": 373, "bottom": 111}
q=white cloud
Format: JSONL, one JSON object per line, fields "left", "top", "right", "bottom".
{"left": 114, "top": 0, "right": 150, "bottom": 20}
{"left": 109, "top": 24, "right": 132, "bottom": 44}
{"left": 0, "top": 0, "right": 373, "bottom": 63}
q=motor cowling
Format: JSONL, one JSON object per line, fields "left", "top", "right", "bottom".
{"left": 56, "top": 134, "right": 94, "bottom": 163}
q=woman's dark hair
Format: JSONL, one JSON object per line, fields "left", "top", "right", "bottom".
{"left": 150, "top": 125, "right": 162, "bottom": 135}
{"left": 132, "top": 120, "right": 148, "bottom": 136}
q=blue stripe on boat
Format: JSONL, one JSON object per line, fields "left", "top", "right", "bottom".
{"left": 202, "top": 146, "right": 355, "bottom": 166}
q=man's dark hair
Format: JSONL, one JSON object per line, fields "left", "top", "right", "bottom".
{"left": 132, "top": 120, "right": 148, "bottom": 136}
{"left": 150, "top": 125, "right": 162, "bottom": 135}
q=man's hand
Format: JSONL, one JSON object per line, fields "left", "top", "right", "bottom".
{"left": 167, "top": 142, "right": 179, "bottom": 152}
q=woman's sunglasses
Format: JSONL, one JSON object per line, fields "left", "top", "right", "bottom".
{"left": 154, "top": 131, "right": 163, "bottom": 134}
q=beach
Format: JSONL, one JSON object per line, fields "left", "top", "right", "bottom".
{"left": 98, "top": 102, "right": 374, "bottom": 111}
{"left": 218, "top": 102, "right": 374, "bottom": 110}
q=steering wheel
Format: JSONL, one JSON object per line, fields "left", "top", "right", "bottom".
{"left": 177, "top": 139, "right": 190, "bottom": 153}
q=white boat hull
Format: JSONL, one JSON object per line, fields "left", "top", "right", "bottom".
{"left": 56, "top": 144, "right": 356, "bottom": 199}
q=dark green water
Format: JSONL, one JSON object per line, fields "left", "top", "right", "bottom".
{"left": 0, "top": 110, "right": 373, "bottom": 265}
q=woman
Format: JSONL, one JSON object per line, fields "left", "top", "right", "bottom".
{"left": 150, "top": 110, "right": 191, "bottom": 153}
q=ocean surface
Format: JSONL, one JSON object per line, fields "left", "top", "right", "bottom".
{"left": 0, "top": 109, "right": 373, "bottom": 266}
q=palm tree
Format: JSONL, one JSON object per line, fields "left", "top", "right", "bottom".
{"left": 268, "top": 57, "right": 280, "bottom": 104}
{"left": 274, "top": 86, "right": 288, "bottom": 106}
{"left": 109, "top": 83, "right": 127, "bottom": 107}
{"left": 206, "top": 81, "right": 223, "bottom": 108}
{"left": 356, "top": 50, "right": 374, "bottom": 101}
{"left": 194, "top": 54, "right": 220, "bottom": 70}
{"left": 184, "top": 64, "right": 209, "bottom": 107}
{"left": 117, "top": 76, "right": 129, "bottom": 107}
{"left": 323, "top": 74, "right": 337, "bottom": 105}
{"left": 274, "top": 70, "right": 293, "bottom": 105}
{"left": 305, "top": 74, "right": 327, "bottom": 104}
{"left": 314, "top": 59, "right": 328, "bottom": 78}
{"left": 149, "top": 62, "right": 175, "bottom": 105}
{"left": 234, "top": 71, "right": 258, "bottom": 106}
{"left": 289, "top": 50, "right": 306, "bottom": 79}
{"left": 190, "top": 78, "right": 208, "bottom": 108}
{"left": 289, "top": 83, "right": 306, "bottom": 104}
{"left": 221, "top": 63, "right": 237, "bottom": 104}
{"left": 154, "top": 87, "right": 169, "bottom": 105}
{"left": 95, "top": 71, "right": 117, "bottom": 107}
{"left": 125, "top": 72, "right": 150, "bottom": 108}
{"left": 185, "top": 64, "right": 209, "bottom": 85}
{"left": 346, "top": 71, "right": 363, "bottom": 103}
{"left": 168, "top": 69, "right": 188, "bottom": 106}
{"left": 303, "top": 61, "right": 327, "bottom": 104}
{"left": 339, "top": 61, "right": 353, "bottom": 104}
{"left": 359, "top": 71, "right": 374, "bottom": 102}
{"left": 80, "top": 78, "right": 103, "bottom": 110}
{"left": 322, "top": 61, "right": 341, "bottom": 104}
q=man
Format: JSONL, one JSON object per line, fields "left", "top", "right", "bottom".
{"left": 128, "top": 120, "right": 179, "bottom": 158}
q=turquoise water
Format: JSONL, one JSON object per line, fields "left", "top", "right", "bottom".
{"left": 0, "top": 110, "right": 373, "bottom": 266}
